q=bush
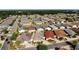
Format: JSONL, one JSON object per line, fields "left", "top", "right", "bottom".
{"left": 59, "top": 37, "right": 63, "bottom": 40}
{"left": 72, "top": 40, "right": 78, "bottom": 45}
{"left": 1, "top": 36, "right": 5, "bottom": 40}
{"left": 36, "top": 44, "right": 48, "bottom": 50}
{"left": 47, "top": 40, "right": 56, "bottom": 43}
{"left": 18, "top": 19, "right": 21, "bottom": 23}
{"left": 18, "top": 23, "right": 22, "bottom": 27}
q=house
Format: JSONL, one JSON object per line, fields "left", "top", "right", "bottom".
{"left": 72, "top": 28, "right": 79, "bottom": 34}
{"left": 22, "top": 19, "right": 30, "bottom": 28}
{"left": 49, "top": 24, "right": 58, "bottom": 30}
{"left": 55, "top": 23, "right": 65, "bottom": 29}
{"left": 61, "top": 23, "right": 71, "bottom": 29}
{"left": 28, "top": 27, "right": 36, "bottom": 33}
{"left": 61, "top": 20, "right": 65, "bottom": 24}
{"left": 34, "top": 20, "right": 44, "bottom": 25}
{"left": 19, "top": 29, "right": 25, "bottom": 33}
{"left": 1, "top": 16, "right": 16, "bottom": 26}
{"left": 48, "top": 20, "right": 54, "bottom": 25}
{"left": 33, "top": 31, "right": 44, "bottom": 42}
{"left": 18, "top": 27, "right": 26, "bottom": 33}
{"left": 7, "top": 26, "right": 14, "bottom": 31}
{"left": 54, "top": 29, "right": 67, "bottom": 39}
{"left": 45, "top": 27, "right": 51, "bottom": 30}
{"left": 64, "top": 29, "right": 76, "bottom": 37}
{"left": 72, "top": 25, "right": 78, "bottom": 28}
{"left": 17, "top": 33, "right": 32, "bottom": 42}
{"left": 60, "top": 26, "right": 65, "bottom": 29}
{"left": 36, "top": 27, "right": 44, "bottom": 31}
{"left": 0, "top": 25, "right": 9, "bottom": 29}
{"left": 44, "top": 30, "right": 55, "bottom": 40}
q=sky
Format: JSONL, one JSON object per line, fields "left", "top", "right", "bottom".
{"left": 0, "top": 0, "right": 79, "bottom": 9}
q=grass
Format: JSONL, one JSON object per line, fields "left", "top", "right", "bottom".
{"left": 0, "top": 43, "right": 2, "bottom": 48}
{"left": 47, "top": 39, "right": 56, "bottom": 44}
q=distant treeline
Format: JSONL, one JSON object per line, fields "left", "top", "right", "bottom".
{"left": 0, "top": 10, "right": 79, "bottom": 19}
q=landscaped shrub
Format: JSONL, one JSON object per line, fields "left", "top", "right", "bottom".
{"left": 36, "top": 44, "right": 48, "bottom": 50}
{"left": 47, "top": 39, "right": 56, "bottom": 43}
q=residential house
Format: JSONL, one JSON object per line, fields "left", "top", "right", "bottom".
{"left": 49, "top": 24, "right": 58, "bottom": 30}
{"left": 54, "top": 29, "right": 67, "bottom": 39}
{"left": 17, "top": 33, "right": 32, "bottom": 42}
{"left": 28, "top": 27, "right": 36, "bottom": 33}
{"left": 72, "top": 28, "right": 79, "bottom": 34}
{"left": 44, "top": 30, "right": 55, "bottom": 40}
{"left": 64, "top": 29, "right": 76, "bottom": 37}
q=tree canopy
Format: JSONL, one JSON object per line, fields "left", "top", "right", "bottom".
{"left": 0, "top": 10, "right": 78, "bottom": 20}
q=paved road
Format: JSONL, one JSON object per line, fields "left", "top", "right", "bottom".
{"left": 18, "top": 42, "right": 68, "bottom": 50}
{"left": 1, "top": 37, "right": 12, "bottom": 50}
{"left": 19, "top": 47, "right": 37, "bottom": 50}
{"left": 20, "top": 39, "right": 76, "bottom": 50}
{"left": 48, "top": 42, "right": 68, "bottom": 49}
{"left": 1, "top": 40, "right": 9, "bottom": 50}
{"left": 10, "top": 16, "right": 20, "bottom": 33}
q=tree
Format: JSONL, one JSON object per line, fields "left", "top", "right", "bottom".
{"left": 72, "top": 40, "right": 78, "bottom": 45}
{"left": 11, "top": 28, "right": 19, "bottom": 40}
{"left": 59, "top": 37, "right": 63, "bottom": 40}
{"left": 71, "top": 40, "right": 78, "bottom": 49}
{"left": 16, "top": 28, "right": 19, "bottom": 35}
{"left": 1, "top": 36, "right": 5, "bottom": 40}
{"left": 3, "top": 29, "right": 8, "bottom": 34}
{"left": 18, "top": 19, "right": 21, "bottom": 23}
{"left": 10, "top": 32, "right": 18, "bottom": 40}
{"left": 36, "top": 44, "right": 48, "bottom": 50}
{"left": 18, "top": 22, "right": 22, "bottom": 27}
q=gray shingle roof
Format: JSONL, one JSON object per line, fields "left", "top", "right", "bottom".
{"left": 64, "top": 29, "right": 76, "bottom": 36}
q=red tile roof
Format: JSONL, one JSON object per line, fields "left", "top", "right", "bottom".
{"left": 72, "top": 28, "right": 79, "bottom": 33}
{"left": 44, "top": 31, "right": 55, "bottom": 39}
{"left": 54, "top": 29, "right": 66, "bottom": 38}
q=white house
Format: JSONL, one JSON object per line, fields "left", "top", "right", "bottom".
{"left": 34, "top": 20, "right": 44, "bottom": 25}
{"left": 72, "top": 25, "right": 77, "bottom": 28}
{"left": 60, "top": 26, "right": 65, "bottom": 29}
{"left": 45, "top": 27, "right": 51, "bottom": 30}
{"left": 37, "top": 28, "right": 44, "bottom": 31}
{"left": 19, "top": 29, "right": 25, "bottom": 33}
